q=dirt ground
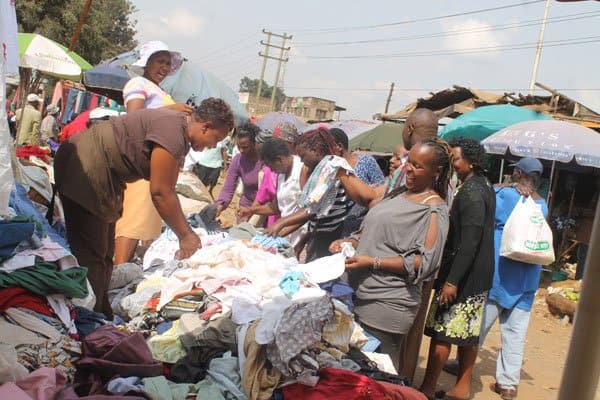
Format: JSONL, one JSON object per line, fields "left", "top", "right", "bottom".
{"left": 412, "top": 288, "right": 598, "bottom": 400}
{"left": 211, "top": 176, "right": 597, "bottom": 399}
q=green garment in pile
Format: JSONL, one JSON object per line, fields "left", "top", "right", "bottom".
{"left": 0, "top": 259, "right": 88, "bottom": 298}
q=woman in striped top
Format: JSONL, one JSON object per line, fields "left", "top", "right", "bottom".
{"left": 266, "top": 128, "right": 377, "bottom": 261}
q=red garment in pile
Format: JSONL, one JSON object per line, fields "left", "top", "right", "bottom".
{"left": 0, "top": 287, "right": 54, "bottom": 316}
{"left": 282, "top": 368, "right": 427, "bottom": 400}
{"left": 15, "top": 145, "right": 51, "bottom": 162}
{"left": 60, "top": 110, "right": 91, "bottom": 142}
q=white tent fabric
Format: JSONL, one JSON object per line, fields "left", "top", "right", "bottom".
{"left": 0, "top": 0, "right": 19, "bottom": 76}
{"left": 0, "top": 0, "right": 17, "bottom": 215}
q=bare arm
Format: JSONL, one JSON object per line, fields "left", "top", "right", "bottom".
{"left": 265, "top": 208, "right": 311, "bottom": 236}
{"left": 149, "top": 145, "right": 200, "bottom": 258}
{"left": 126, "top": 98, "right": 193, "bottom": 114}
{"left": 337, "top": 170, "right": 378, "bottom": 207}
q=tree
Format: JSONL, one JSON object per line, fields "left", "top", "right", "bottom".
{"left": 16, "top": 0, "right": 137, "bottom": 65}
{"left": 239, "top": 76, "right": 286, "bottom": 110}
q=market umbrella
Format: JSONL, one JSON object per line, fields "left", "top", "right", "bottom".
{"left": 439, "top": 105, "right": 553, "bottom": 141}
{"left": 349, "top": 122, "right": 404, "bottom": 153}
{"left": 256, "top": 112, "right": 307, "bottom": 132}
{"left": 18, "top": 33, "right": 92, "bottom": 80}
{"left": 482, "top": 120, "right": 600, "bottom": 168}
{"left": 303, "top": 120, "right": 378, "bottom": 140}
{"left": 161, "top": 60, "right": 248, "bottom": 126}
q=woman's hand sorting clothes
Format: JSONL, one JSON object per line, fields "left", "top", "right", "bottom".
{"left": 237, "top": 206, "right": 253, "bottom": 220}
{"left": 329, "top": 238, "right": 358, "bottom": 254}
{"left": 168, "top": 103, "right": 194, "bottom": 114}
{"left": 345, "top": 255, "right": 374, "bottom": 270}
{"left": 265, "top": 219, "right": 285, "bottom": 237}
{"left": 438, "top": 282, "right": 458, "bottom": 306}
{"left": 175, "top": 232, "right": 201, "bottom": 259}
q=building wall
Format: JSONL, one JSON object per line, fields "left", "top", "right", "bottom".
{"left": 282, "top": 96, "right": 337, "bottom": 121}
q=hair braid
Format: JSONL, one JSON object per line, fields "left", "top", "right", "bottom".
{"left": 420, "top": 136, "right": 454, "bottom": 200}
{"left": 295, "top": 127, "right": 338, "bottom": 156}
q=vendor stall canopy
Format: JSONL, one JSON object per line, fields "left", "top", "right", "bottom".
{"left": 439, "top": 104, "right": 553, "bottom": 142}
{"left": 375, "top": 84, "right": 600, "bottom": 130}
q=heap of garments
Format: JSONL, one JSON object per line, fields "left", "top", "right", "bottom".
{"left": 0, "top": 184, "right": 426, "bottom": 400}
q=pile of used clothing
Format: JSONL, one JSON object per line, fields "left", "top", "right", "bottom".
{"left": 0, "top": 182, "right": 426, "bottom": 400}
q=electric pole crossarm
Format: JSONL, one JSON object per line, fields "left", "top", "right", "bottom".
{"left": 258, "top": 53, "right": 289, "bottom": 62}
{"left": 260, "top": 41, "right": 291, "bottom": 51}
{"left": 262, "top": 29, "right": 293, "bottom": 40}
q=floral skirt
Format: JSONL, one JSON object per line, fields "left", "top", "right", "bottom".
{"left": 424, "top": 291, "right": 488, "bottom": 346}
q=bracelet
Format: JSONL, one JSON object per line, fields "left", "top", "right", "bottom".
{"left": 372, "top": 256, "right": 381, "bottom": 271}
{"left": 445, "top": 282, "right": 456, "bottom": 288}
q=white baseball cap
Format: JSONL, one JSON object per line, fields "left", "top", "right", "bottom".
{"left": 132, "top": 41, "right": 183, "bottom": 74}
{"left": 27, "top": 93, "right": 42, "bottom": 103}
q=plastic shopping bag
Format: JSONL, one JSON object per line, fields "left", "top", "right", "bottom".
{"left": 500, "top": 196, "right": 555, "bottom": 265}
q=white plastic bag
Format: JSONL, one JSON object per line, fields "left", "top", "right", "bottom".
{"left": 500, "top": 196, "right": 555, "bottom": 265}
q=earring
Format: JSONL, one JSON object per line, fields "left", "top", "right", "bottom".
{"left": 469, "top": 164, "right": 473, "bottom": 169}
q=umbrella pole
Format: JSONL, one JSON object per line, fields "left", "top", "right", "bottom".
{"left": 558, "top": 198, "right": 600, "bottom": 400}
{"left": 498, "top": 158, "right": 505, "bottom": 184}
{"left": 547, "top": 160, "right": 556, "bottom": 204}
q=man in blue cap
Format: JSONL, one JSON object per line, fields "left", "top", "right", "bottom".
{"left": 481, "top": 157, "right": 548, "bottom": 400}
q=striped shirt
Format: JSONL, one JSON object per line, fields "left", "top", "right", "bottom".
{"left": 308, "top": 181, "right": 351, "bottom": 233}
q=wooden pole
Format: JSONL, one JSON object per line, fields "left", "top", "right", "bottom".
{"left": 558, "top": 198, "right": 600, "bottom": 399}
{"left": 68, "top": 0, "right": 93, "bottom": 51}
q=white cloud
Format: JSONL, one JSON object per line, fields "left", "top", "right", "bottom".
{"left": 135, "top": 7, "right": 205, "bottom": 42}
{"left": 441, "top": 18, "right": 505, "bottom": 57}
{"left": 159, "top": 8, "right": 204, "bottom": 36}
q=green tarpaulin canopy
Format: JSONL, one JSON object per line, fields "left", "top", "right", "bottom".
{"left": 349, "top": 122, "right": 404, "bottom": 153}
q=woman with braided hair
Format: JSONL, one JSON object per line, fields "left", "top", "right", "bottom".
{"left": 266, "top": 127, "right": 377, "bottom": 261}
{"left": 328, "top": 136, "right": 452, "bottom": 371}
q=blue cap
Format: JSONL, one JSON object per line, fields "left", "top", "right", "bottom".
{"left": 510, "top": 157, "right": 543, "bottom": 174}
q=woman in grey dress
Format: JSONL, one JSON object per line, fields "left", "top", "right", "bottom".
{"left": 329, "top": 137, "right": 452, "bottom": 371}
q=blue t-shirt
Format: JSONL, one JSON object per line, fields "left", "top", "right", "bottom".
{"left": 488, "top": 187, "right": 548, "bottom": 311}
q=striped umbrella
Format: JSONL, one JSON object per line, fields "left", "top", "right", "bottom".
{"left": 18, "top": 33, "right": 92, "bottom": 80}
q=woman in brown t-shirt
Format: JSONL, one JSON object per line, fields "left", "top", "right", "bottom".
{"left": 54, "top": 98, "right": 234, "bottom": 318}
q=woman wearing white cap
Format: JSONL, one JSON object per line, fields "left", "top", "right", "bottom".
{"left": 114, "top": 41, "right": 194, "bottom": 264}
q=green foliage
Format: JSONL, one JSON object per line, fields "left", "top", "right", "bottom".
{"left": 239, "top": 76, "right": 286, "bottom": 110}
{"left": 15, "top": 0, "right": 137, "bottom": 65}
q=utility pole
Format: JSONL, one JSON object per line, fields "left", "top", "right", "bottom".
{"left": 255, "top": 30, "right": 292, "bottom": 113}
{"left": 384, "top": 82, "right": 395, "bottom": 114}
{"left": 255, "top": 30, "right": 271, "bottom": 111}
{"left": 528, "top": 0, "right": 551, "bottom": 95}
{"left": 269, "top": 33, "right": 292, "bottom": 112}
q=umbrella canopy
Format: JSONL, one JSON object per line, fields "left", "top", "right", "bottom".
{"left": 349, "top": 122, "right": 404, "bottom": 153}
{"left": 482, "top": 120, "right": 600, "bottom": 168}
{"left": 18, "top": 33, "right": 92, "bottom": 80}
{"left": 256, "top": 112, "right": 307, "bottom": 132}
{"left": 161, "top": 61, "right": 248, "bottom": 126}
{"left": 439, "top": 105, "right": 553, "bottom": 141}
{"left": 303, "top": 120, "right": 378, "bottom": 140}
{"left": 83, "top": 63, "right": 135, "bottom": 91}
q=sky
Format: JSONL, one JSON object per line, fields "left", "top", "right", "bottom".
{"left": 129, "top": 0, "right": 600, "bottom": 120}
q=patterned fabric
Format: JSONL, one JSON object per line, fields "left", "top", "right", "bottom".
{"left": 16, "top": 336, "right": 82, "bottom": 382}
{"left": 354, "top": 155, "right": 385, "bottom": 186}
{"left": 122, "top": 76, "right": 175, "bottom": 109}
{"left": 424, "top": 291, "right": 488, "bottom": 346}
{"left": 298, "top": 155, "right": 354, "bottom": 217}
{"left": 266, "top": 295, "right": 334, "bottom": 376}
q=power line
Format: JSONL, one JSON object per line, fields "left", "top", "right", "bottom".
{"left": 199, "top": 33, "right": 260, "bottom": 60}
{"left": 292, "top": 11, "right": 600, "bottom": 47}
{"left": 284, "top": 87, "right": 600, "bottom": 92}
{"left": 300, "top": 34, "right": 600, "bottom": 59}
{"left": 284, "top": 0, "right": 545, "bottom": 34}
